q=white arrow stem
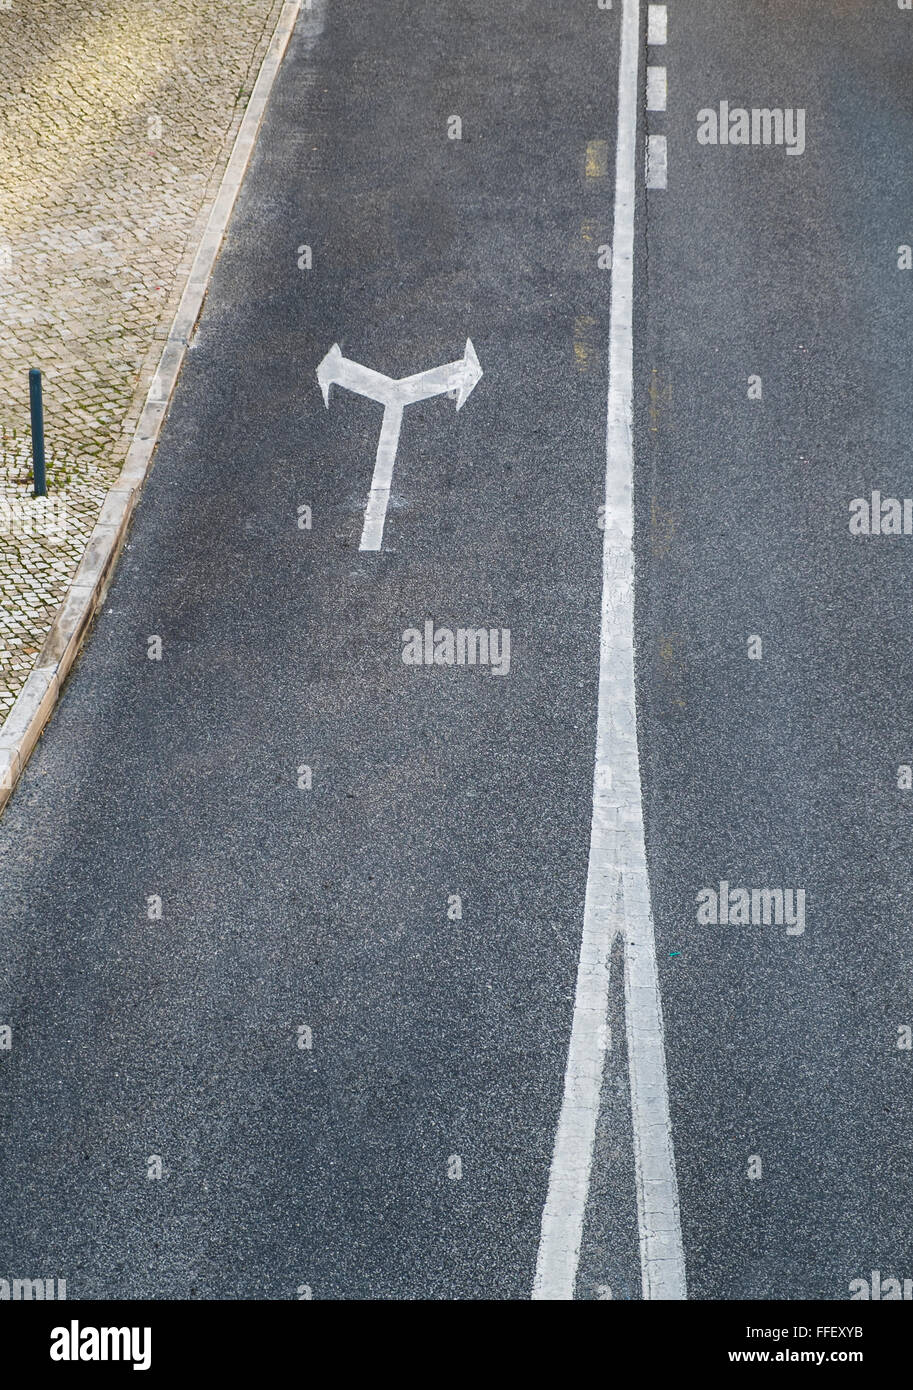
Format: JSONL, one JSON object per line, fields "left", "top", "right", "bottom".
{"left": 359, "top": 400, "right": 404, "bottom": 551}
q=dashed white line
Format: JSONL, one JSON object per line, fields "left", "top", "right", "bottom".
{"left": 533, "top": 0, "right": 685, "bottom": 1302}
{"left": 647, "top": 3, "right": 667, "bottom": 45}
{"left": 646, "top": 133, "right": 667, "bottom": 188}
{"left": 646, "top": 64, "right": 667, "bottom": 112}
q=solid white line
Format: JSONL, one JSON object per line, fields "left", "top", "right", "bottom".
{"left": 646, "top": 65, "right": 667, "bottom": 112}
{"left": 533, "top": 0, "right": 686, "bottom": 1301}
{"left": 646, "top": 133, "right": 667, "bottom": 189}
{"left": 647, "top": 4, "right": 667, "bottom": 45}
{"left": 359, "top": 401, "right": 403, "bottom": 550}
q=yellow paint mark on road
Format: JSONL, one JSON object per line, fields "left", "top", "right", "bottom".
{"left": 574, "top": 315, "right": 599, "bottom": 373}
{"left": 648, "top": 367, "right": 672, "bottom": 432}
{"left": 581, "top": 217, "right": 599, "bottom": 246}
{"left": 650, "top": 498, "right": 676, "bottom": 558}
{"left": 585, "top": 140, "right": 609, "bottom": 178}
{"left": 658, "top": 631, "right": 687, "bottom": 709}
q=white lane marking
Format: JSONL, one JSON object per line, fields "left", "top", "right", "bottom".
{"left": 360, "top": 402, "right": 403, "bottom": 551}
{"left": 646, "top": 65, "right": 667, "bottom": 112}
{"left": 646, "top": 133, "right": 667, "bottom": 188}
{"left": 647, "top": 3, "right": 667, "bottom": 45}
{"left": 316, "top": 340, "right": 482, "bottom": 551}
{"left": 533, "top": 0, "right": 686, "bottom": 1302}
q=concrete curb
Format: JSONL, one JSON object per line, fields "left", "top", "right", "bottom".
{"left": 0, "top": 0, "right": 302, "bottom": 816}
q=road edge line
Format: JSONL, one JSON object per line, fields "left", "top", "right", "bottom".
{"left": 0, "top": 0, "right": 303, "bottom": 816}
{"left": 532, "top": 0, "right": 686, "bottom": 1301}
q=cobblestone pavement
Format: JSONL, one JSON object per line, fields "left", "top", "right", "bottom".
{"left": 0, "top": 0, "right": 284, "bottom": 716}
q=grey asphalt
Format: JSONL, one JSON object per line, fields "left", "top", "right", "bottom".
{"left": 0, "top": 0, "right": 622, "bottom": 1298}
{"left": 636, "top": 0, "right": 913, "bottom": 1298}
{"left": 2, "top": 0, "right": 911, "bottom": 1302}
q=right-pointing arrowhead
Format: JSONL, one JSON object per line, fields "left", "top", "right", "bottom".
{"left": 455, "top": 338, "right": 482, "bottom": 411}
{"left": 316, "top": 343, "right": 342, "bottom": 407}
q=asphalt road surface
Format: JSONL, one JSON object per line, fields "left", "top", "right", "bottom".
{"left": 1, "top": 0, "right": 912, "bottom": 1301}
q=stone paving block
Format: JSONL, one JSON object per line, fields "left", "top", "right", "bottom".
{"left": 0, "top": 0, "right": 284, "bottom": 718}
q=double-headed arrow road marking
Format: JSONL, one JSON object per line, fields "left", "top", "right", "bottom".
{"left": 317, "top": 339, "right": 483, "bottom": 550}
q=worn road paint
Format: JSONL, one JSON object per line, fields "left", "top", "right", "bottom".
{"left": 586, "top": 139, "right": 610, "bottom": 178}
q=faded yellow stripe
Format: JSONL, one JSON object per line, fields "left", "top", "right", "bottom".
{"left": 585, "top": 139, "right": 609, "bottom": 178}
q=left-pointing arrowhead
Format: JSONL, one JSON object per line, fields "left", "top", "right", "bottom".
{"left": 455, "top": 338, "right": 482, "bottom": 411}
{"left": 317, "top": 343, "right": 342, "bottom": 407}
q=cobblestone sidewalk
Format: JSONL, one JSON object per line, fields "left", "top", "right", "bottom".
{"left": 0, "top": 0, "right": 284, "bottom": 716}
